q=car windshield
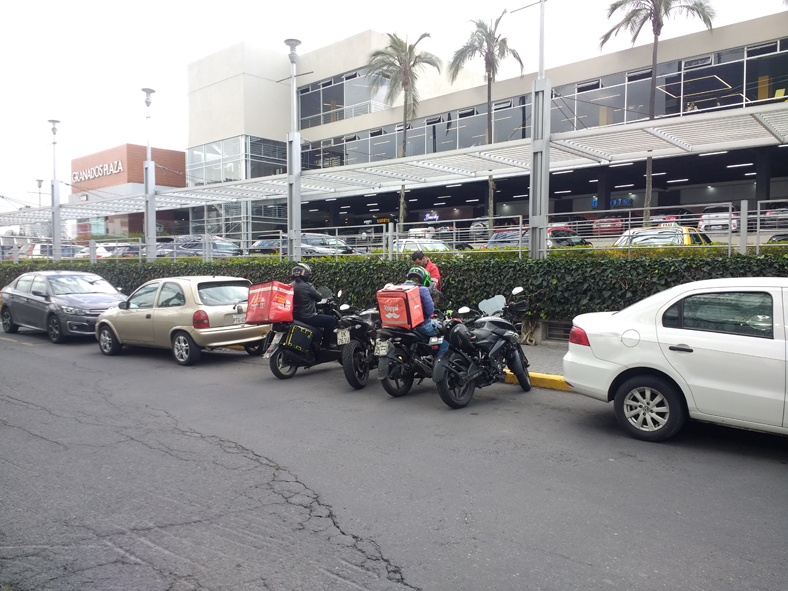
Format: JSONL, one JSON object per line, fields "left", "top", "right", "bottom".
{"left": 324, "top": 237, "right": 348, "bottom": 248}
{"left": 252, "top": 239, "right": 279, "bottom": 247}
{"left": 213, "top": 241, "right": 239, "bottom": 251}
{"left": 619, "top": 229, "right": 683, "bottom": 246}
{"left": 414, "top": 241, "right": 449, "bottom": 252}
{"left": 49, "top": 275, "right": 118, "bottom": 295}
{"left": 197, "top": 280, "right": 249, "bottom": 305}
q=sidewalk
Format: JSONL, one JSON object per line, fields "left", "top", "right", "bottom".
{"left": 506, "top": 340, "right": 571, "bottom": 391}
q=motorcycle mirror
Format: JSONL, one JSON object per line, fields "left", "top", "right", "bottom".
{"left": 340, "top": 304, "right": 350, "bottom": 311}
{"left": 511, "top": 286, "right": 524, "bottom": 296}
{"left": 458, "top": 306, "right": 471, "bottom": 314}
{"left": 337, "top": 289, "right": 343, "bottom": 298}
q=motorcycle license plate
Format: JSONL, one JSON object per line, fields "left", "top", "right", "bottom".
{"left": 233, "top": 314, "right": 245, "bottom": 324}
{"left": 428, "top": 336, "right": 444, "bottom": 346}
{"left": 374, "top": 339, "right": 389, "bottom": 356}
{"left": 263, "top": 332, "right": 282, "bottom": 358}
{"left": 336, "top": 328, "right": 350, "bottom": 345}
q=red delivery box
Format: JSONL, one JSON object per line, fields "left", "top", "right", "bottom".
{"left": 376, "top": 284, "right": 424, "bottom": 329}
{"left": 246, "top": 281, "right": 294, "bottom": 324}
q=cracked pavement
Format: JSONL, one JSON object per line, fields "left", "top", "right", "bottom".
{"left": 1, "top": 334, "right": 787, "bottom": 591}
{"left": 0, "top": 342, "right": 416, "bottom": 591}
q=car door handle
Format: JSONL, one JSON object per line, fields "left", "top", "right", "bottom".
{"left": 146, "top": 314, "right": 151, "bottom": 319}
{"left": 669, "top": 345, "right": 693, "bottom": 353}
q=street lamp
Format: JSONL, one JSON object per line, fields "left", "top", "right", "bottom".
{"left": 141, "top": 88, "right": 156, "bottom": 260}
{"left": 285, "top": 39, "right": 302, "bottom": 261}
{"left": 36, "top": 179, "right": 43, "bottom": 207}
{"left": 48, "top": 119, "right": 62, "bottom": 261}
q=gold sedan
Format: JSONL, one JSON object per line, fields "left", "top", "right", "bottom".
{"left": 95, "top": 276, "right": 269, "bottom": 365}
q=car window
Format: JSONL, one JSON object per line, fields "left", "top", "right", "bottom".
{"left": 325, "top": 237, "right": 348, "bottom": 248}
{"left": 30, "top": 276, "right": 48, "bottom": 295}
{"left": 157, "top": 282, "right": 186, "bottom": 308}
{"left": 662, "top": 292, "right": 773, "bottom": 338}
{"left": 689, "top": 229, "right": 702, "bottom": 245}
{"left": 127, "top": 283, "right": 160, "bottom": 309}
{"left": 15, "top": 275, "right": 33, "bottom": 293}
{"left": 302, "top": 235, "right": 320, "bottom": 245}
{"left": 197, "top": 280, "right": 249, "bottom": 306}
{"left": 213, "top": 241, "right": 238, "bottom": 251}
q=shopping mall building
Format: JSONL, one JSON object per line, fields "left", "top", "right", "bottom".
{"left": 178, "top": 12, "right": 787, "bottom": 240}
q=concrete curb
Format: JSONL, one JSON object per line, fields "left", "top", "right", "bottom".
{"left": 505, "top": 370, "right": 571, "bottom": 391}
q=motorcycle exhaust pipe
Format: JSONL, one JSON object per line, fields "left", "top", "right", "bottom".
{"left": 413, "top": 356, "right": 434, "bottom": 378}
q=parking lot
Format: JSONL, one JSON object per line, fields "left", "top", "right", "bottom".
{"left": 1, "top": 330, "right": 786, "bottom": 590}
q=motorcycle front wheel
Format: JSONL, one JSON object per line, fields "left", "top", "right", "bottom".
{"left": 509, "top": 347, "right": 532, "bottom": 392}
{"left": 270, "top": 347, "right": 298, "bottom": 379}
{"left": 436, "top": 352, "right": 476, "bottom": 409}
{"left": 381, "top": 348, "right": 414, "bottom": 397}
{"left": 342, "top": 339, "right": 369, "bottom": 390}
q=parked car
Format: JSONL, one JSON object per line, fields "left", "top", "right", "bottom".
{"left": 73, "top": 244, "right": 115, "bottom": 259}
{"left": 698, "top": 205, "right": 740, "bottom": 233}
{"left": 766, "top": 233, "right": 788, "bottom": 244}
{"left": 613, "top": 226, "right": 711, "bottom": 247}
{"left": 393, "top": 238, "right": 451, "bottom": 253}
{"left": 592, "top": 212, "right": 638, "bottom": 237}
{"left": 485, "top": 227, "right": 591, "bottom": 249}
{"left": 563, "top": 277, "right": 788, "bottom": 442}
{"left": 95, "top": 276, "right": 269, "bottom": 365}
{"left": 157, "top": 238, "right": 243, "bottom": 258}
{"left": 550, "top": 214, "right": 594, "bottom": 236}
{"left": 247, "top": 238, "right": 282, "bottom": 255}
{"left": 248, "top": 233, "right": 354, "bottom": 257}
{"left": 1, "top": 271, "right": 126, "bottom": 343}
{"left": 760, "top": 201, "right": 788, "bottom": 228}
{"left": 18, "top": 243, "right": 82, "bottom": 259}
{"left": 649, "top": 208, "right": 698, "bottom": 227}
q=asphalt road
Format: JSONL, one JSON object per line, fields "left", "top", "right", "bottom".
{"left": 1, "top": 332, "right": 787, "bottom": 591}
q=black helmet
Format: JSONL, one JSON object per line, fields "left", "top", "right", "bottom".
{"left": 292, "top": 262, "right": 311, "bottom": 280}
{"left": 407, "top": 266, "right": 429, "bottom": 286}
{"left": 449, "top": 323, "right": 475, "bottom": 352}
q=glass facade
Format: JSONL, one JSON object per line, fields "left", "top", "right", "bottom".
{"left": 297, "top": 36, "right": 787, "bottom": 171}
{"left": 186, "top": 135, "right": 286, "bottom": 187}
{"left": 299, "top": 69, "right": 390, "bottom": 129}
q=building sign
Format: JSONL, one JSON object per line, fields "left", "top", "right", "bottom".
{"left": 72, "top": 160, "right": 124, "bottom": 183}
{"left": 424, "top": 211, "right": 439, "bottom": 222}
{"left": 376, "top": 218, "right": 391, "bottom": 224}
{"left": 78, "top": 193, "right": 89, "bottom": 202}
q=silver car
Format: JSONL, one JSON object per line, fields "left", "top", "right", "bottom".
{"left": 95, "top": 276, "right": 269, "bottom": 365}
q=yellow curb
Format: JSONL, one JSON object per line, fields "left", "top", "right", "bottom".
{"left": 505, "top": 369, "right": 572, "bottom": 391}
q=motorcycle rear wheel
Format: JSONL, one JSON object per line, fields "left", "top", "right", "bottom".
{"left": 270, "top": 347, "right": 298, "bottom": 379}
{"left": 342, "top": 339, "right": 369, "bottom": 390}
{"left": 436, "top": 353, "right": 476, "bottom": 409}
{"left": 381, "top": 349, "right": 414, "bottom": 397}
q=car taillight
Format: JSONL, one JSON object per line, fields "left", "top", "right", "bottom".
{"left": 569, "top": 326, "right": 590, "bottom": 346}
{"left": 193, "top": 310, "right": 210, "bottom": 329}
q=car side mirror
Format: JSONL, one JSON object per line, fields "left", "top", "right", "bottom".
{"left": 116, "top": 286, "right": 123, "bottom": 292}
{"left": 32, "top": 290, "right": 48, "bottom": 298}
{"left": 118, "top": 301, "right": 129, "bottom": 310}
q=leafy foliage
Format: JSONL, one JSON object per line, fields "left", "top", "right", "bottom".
{"left": 5, "top": 251, "right": 788, "bottom": 321}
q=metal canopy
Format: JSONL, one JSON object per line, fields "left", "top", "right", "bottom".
{"left": 2, "top": 103, "right": 786, "bottom": 226}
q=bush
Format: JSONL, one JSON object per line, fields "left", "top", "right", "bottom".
{"left": 4, "top": 251, "right": 788, "bottom": 322}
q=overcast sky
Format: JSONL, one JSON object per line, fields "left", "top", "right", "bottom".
{"left": 1, "top": 0, "right": 785, "bottom": 212}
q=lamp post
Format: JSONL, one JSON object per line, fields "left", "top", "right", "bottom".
{"left": 48, "top": 120, "right": 62, "bottom": 261}
{"left": 141, "top": 88, "right": 157, "bottom": 261}
{"left": 36, "top": 179, "right": 43, "bottom": 207}
{"left": 285, "top": 39, "right": 302, "bottom": 262}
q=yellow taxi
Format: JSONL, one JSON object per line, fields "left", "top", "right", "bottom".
{"left": 613, "top": 225, "right": 712, "bottom": 247}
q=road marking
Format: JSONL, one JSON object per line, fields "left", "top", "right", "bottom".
{"left": 0, "top": 336, "right": 45, "bottom": 346}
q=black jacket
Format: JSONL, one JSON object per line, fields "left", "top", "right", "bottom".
{"left": 292, "top": 278, "right": 321, "bottom": 319}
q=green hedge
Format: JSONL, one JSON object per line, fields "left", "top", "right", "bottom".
{"left": 3, "top": 252, "right": 788, "bottom": 321}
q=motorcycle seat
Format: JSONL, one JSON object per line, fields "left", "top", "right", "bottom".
{"left": 293, "top": 319, "right": 323, "bottom": 339}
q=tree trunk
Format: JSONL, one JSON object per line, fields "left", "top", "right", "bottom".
{"left": 486, "top": 73, "right": 495, "bottom": 221}
{"left": 487, "top": 176, "right": 496, "bottom": 223}
{"left": 644, "top": 33, "right": 660, "bottom": 226}
{"left": 399, "top": 184, "right": 407, "bottom": 234}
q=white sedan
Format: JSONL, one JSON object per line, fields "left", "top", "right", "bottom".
{"left": 563, "top": 277, "right": 788, "bottom": 441}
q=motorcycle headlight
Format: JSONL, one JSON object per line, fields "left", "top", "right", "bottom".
{"left": 62, "top": 306, "right": 88, "bottom": 315}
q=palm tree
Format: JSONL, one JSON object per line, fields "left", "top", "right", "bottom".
{"left": 448, "top": 10, "right": 523, "bottom": 222}
{"left": 600, "top": 0, "right": 715, "bottom": 224}
{"left": 365, "top": 33, "right": 441, "bottom": 230}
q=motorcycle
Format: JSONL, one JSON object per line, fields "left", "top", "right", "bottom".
{"left": 375, "top": 310, "right": 448, "bottom": 397}
{"left": 264, "top": 288, "right": 345, "bottom": 379}
{"left": 336, "top": 302, "right": 381, "bottom": 389}
{"left": 433, "top": 287, "right": 531, "bottom": 409}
